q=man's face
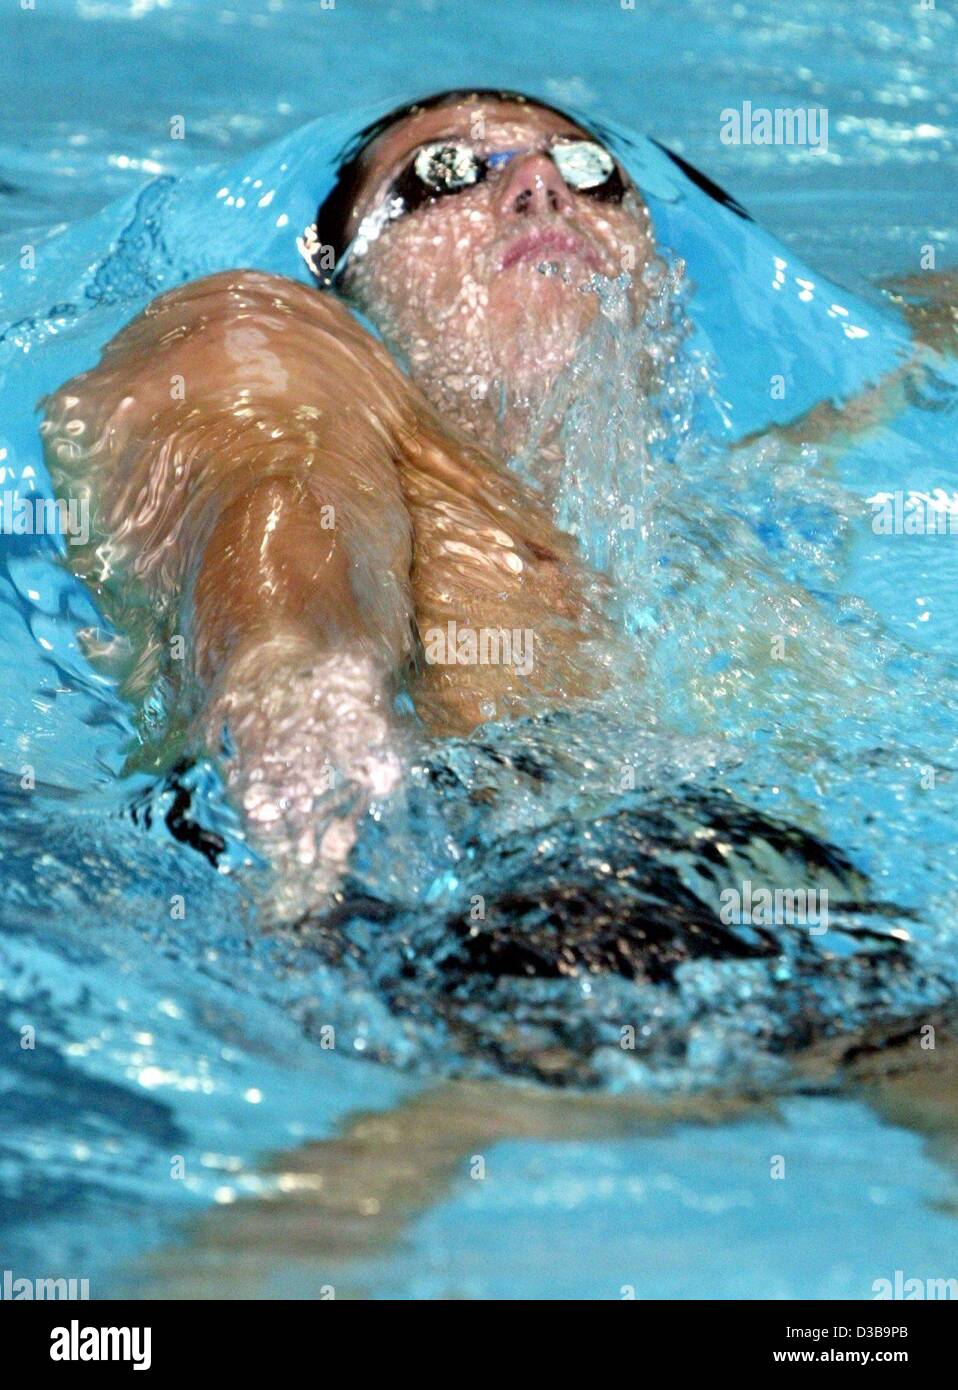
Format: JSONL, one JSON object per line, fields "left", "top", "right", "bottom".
{"left": 337, "top": 97, "right": 655, "bottom": 444}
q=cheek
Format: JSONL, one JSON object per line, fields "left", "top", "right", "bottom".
{"left": 584, "top": 205, "right": 653, "bottom": 277}
{"left": 348, "top": 210, "right": 496, "bottom": 334}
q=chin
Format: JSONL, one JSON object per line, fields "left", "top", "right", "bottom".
{"left": 487, "top": 280, "right": 598, "bottom": 391}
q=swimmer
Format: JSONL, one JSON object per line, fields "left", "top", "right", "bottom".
{"left": 41, "top": 90, "right": 658, "bottom": 903}
{"left": 39, "top": 89, "right": 954, "bottom": 910}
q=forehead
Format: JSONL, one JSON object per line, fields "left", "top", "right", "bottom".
{"left": 359, "top": 98, "right": 591, "bottom": 191}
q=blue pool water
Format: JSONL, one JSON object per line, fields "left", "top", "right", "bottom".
{"left": 2, "top": 0, "right": 958, "bottom": 1299}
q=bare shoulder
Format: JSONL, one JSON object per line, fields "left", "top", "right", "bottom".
{"left": 94, "top": 269, "right": 381, "bottom": 364}
{"left": 41, "top": 271, "right": 416, "bottom": 477}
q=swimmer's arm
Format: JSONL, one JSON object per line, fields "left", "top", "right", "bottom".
{"left": 193, "top": 472, "right": 409, "bottom": 698}
{"left": 735, "top": 362, "right": 914, "bottom": 452}
{"left": 47, "top": 271, "right": 418, "bottom": 691}
{"left": 43, "top": 272, "right": 427, "bottom": 901}
{"left": 885, "top": 269, "right": 958, "bottom": 355}
{"left": 736, "top": 272, "right": 957, "bottom": 451}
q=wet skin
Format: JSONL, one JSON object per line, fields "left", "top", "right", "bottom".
{"left": 41, "top": 96, "right": 958, "bottom": 905}
{"left": 338, "top": 98, "right": 656, "bottom": 453}
{"left": 40, "top": 98, "right": 653, "bottom": 899}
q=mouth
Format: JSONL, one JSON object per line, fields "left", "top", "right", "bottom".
{"left": 499, "top": 228, "right": 603, "bottom": 274}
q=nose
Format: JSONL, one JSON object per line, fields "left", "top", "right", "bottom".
{"left": 493, "top": 152, "right": 574, "bottom": 218}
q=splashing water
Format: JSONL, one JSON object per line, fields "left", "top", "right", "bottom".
{"left": 509, "top": 258, "right": 705, "bottom": 616}
{"left": 504, "top": 258, "right": 958, "bottom": 927}
{"left": 4, "top": 84, "right": 958, "bottom": 1303}
{"left": 1, "top": 0, "right": 957, "bottom": 1302}
{"left": 7, "top": 238, "right": 958, "bottom": 1094}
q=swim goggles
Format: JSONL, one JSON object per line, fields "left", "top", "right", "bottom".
{"left": 299, "top": 135, "right": 627, "bottom": 284}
